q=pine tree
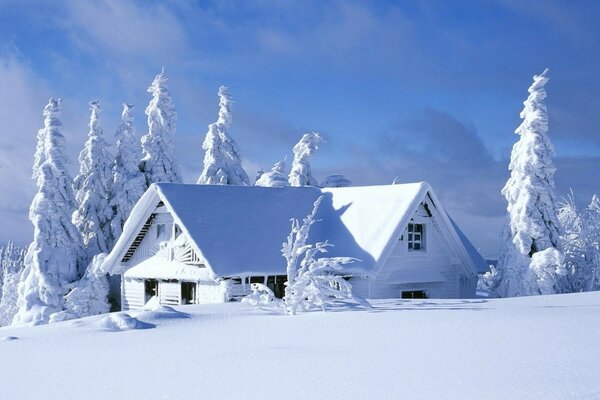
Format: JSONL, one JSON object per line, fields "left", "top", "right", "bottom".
{"left": 14, "top": 98, "right": 85, "bottom": 325}
{"left": 0, "top": 242, "right": 26, "bottom": 326}
{"left": 111, "top": 103, "right": 147, "bottom": 242}
{"left": 197, "top": 86, "right": 250, "bottom": 185}
{"left": 559, "top": 194, "right": 600, "bottom": 292}
{"left": 140, "top": 69, "right": 183, "bottom": 185}
{"left": 255, "top": 159, "right": 289, "bottom": 188}
{"left": 73, "top": 101, "right": 115, "bottom": 259}
{"left": 289, "top": 132, "right": 322, "bottom": 187}
{"left": 495, "top": 69, "right": 567, "bottom": 297}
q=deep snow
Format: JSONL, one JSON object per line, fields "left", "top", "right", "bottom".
{"left": 1, "top": 293, "right": 599, "bottom": 399}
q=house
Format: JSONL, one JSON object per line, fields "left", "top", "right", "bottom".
{"left": 102, "top": 182, "right": 487, "bottom": 310}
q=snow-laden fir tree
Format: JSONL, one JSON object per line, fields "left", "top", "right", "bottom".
{"left": 14, "top": 98, "right": 85, "bottom": 325}
{"left": 289, "top": 132, "right": 322, "bottom": 187}
{"left": 558, "top": 195, "right": 600, "bottom": 292}
{"left": 197, "top": 86, "right": 250, "bottom": 185}
{"left": 73, "top": 101, "right": 115, "bottom": 259}
{"left": 50, "top": 253, "right": 110, "bottom": 322}
{"left": 111, "top": 103, "right": 147, "bottom": 241}
{"left": 0, "top": 242, "right": 26, "bottom": 326}
{"left": 255, "top": 159, "right": 289, "bottom": 188}
{"left": 140, "top": 70, "right": 183, "bottom": 186}
{"left": 281, "top": 196, "right": 356, "bottom": 315}
{"left": 494, "top": 69, "right": 567, "bottom": 297}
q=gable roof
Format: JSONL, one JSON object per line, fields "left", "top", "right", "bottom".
{"left": 103, "top": 182, "right": 482, "bottom": 279}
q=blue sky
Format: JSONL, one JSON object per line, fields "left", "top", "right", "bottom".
{"left": 0, "top": 0, "right": 599, "bottom": 257}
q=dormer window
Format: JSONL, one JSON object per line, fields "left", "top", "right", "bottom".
{"left": 407, "top": 223, "right": 425, "bottom": 251}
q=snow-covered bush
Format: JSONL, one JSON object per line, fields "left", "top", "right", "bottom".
{"left": 289, "top": 132, "right": 322, "bottom": 187}
{"left": 241, "top": 283, "right": 282, "bottom": 307}
{"left": 321, "top": 174, "right": 351, "bottom": 188}
{"left": 197, "top": 86, "right": 250, "bottom": 185}
{"left": 111, "top": 103, "right": 147, "bottom": 242}
{"left": 281, "top": 196, "right": 357, "bottom": 315}
{"left": 494, "top": 69, "right": 567, "bottom": 297}
{"left": 14, "top": 98, "right": 85, "bottom": 325}
{"left": 0, "top": 242, "right": 26, "bottom": 326}
{"left": 140, "top": 69, "right": 183, "bottom": 185}
{"left": 255, "top": 159, "right": 289, "bottom": 188}
{"left": 50, "top": 253, "right": 110, "bottom": 322}
{"left": 72, "top": 101, "right": 115, "bottom": 258}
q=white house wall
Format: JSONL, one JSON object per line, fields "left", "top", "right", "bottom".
{"left": 370, "top": 202, "right": 475, "bottom": 299}
{"left": 123, "top": 278, "right": 145, "bottom": 310}
{"left": 159, "top": 281, "right": 180, "bottom": 306}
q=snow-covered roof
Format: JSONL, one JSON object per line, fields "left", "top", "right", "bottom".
{"left": 124, "top": 255, "right": 213, "bottom": 281}
{"left": 105, "top": 182, "right": 482, "bottom": 278}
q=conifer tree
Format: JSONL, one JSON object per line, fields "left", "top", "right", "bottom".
{"left": 14, "top": 98, "right": 84, "bottom": 325}
{"left": 140, "top": 69, "right": 183, "bottom": 185}
{"left": 289, "top": 132, "right": 322, "bottom": 187}
{"left": 197, "top": 86, "right": 249, "bottom": 185}
{"left": 495, "top": 69, "right": 566, "bottom": 297}
{"left": 111, "top": 103, "right": 146, "bottom": 241}
{"left": 73, "top": 101, "right": 115, "bottom": 258}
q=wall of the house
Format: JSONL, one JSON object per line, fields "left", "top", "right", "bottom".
{"left": 126, "top": 212, "right": 175, "bottom": 266}
{"left": 369, "top": 202, "right": 476, "bottom": 299}
{"left": 121, "top": 277, "right": 229, "bottom": 310}
{"left": 122, "top": 278, "right": 145, "bottom": 310}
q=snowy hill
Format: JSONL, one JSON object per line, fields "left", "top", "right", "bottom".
{"left": 1, "top": 293, "right": 599, "bottom": 399}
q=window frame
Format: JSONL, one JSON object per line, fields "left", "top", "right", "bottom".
{"left": 407, "top": 222, "right": 425, "bottom": 251}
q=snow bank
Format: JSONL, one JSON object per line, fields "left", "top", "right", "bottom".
{"left": 1, "top": 293, "right": 600, "bottom": 400}
{"left": 97, "top": 313, "right": 148, "bottom": 331}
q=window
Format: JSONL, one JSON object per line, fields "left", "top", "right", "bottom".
{"left": 181, "top": 282, "right": 196, "bottom": 305}
{"left": 144, "top": 279, "right": 158, "bottom": 302}
{"left": 407, "top": 223, "right": 425, "bottom": 251}
{"left": 402, "top": 290, "right": 428, "bottom": 299}
{"left": 156, "top": 224, "right": 165, "bottom": 239}
{"left": 174, "top": 224, "right": 182, "bottom": 239}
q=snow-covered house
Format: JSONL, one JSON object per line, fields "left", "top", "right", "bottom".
{"left": 103, "top": 182, "right": 486, "bottom": 309}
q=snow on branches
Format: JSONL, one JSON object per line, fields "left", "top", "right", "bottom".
{"left": 111, "top": 103, "right": 147, "bottom": 241}
{"left": 140, "top": 69, "right": 183, "bottom": 185}
{"left": 281, "top": 195, "right": 356, "bottom": 314}
{"left": 289, "top": 132, "right": 322, "bottom": 187}
{"left": 197, "top": 86, "right": 250, "bottom": 185}
{"left": 255, "top": 159, "right": 289, "bottom": 188}
{"left": 73, "top": 101, "right": 115, "bottom": 258}
{"left": 494, "top": 69, "right": 567, "bottom": 297}
{"left": 14, "top": 98, "right": 85, "bottom": 325}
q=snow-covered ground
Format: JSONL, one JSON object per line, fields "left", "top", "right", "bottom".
{"left": 1, "top": 293, "right": 599, "bottom": 400}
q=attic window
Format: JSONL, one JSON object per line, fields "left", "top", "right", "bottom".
{"left": 407, "top": 223, "right": 425, "bottom": 251}
{"left": 157, "top": 224, "right": 166, "bottom": 239}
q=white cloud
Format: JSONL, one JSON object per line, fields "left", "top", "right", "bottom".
{"left": 62, "top": 0, "right": 188, "bottom": 59}
{"left": 0, "top": 55, "right": 52, "bottom": 244}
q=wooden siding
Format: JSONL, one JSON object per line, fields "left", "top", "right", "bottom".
{"left": 370, "top": 201, "right": 475, "bottom": 299}
{"left": 123, "top": 278, "right": 145, "bottom": 310}
{"left": 159, "top": 282, "right": 181, "bottom": 306}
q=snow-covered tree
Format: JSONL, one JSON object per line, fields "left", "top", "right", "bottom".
{"left": 494, "top": 69, "right": 567, "bottom": 297}
{"left": 321, "top": 174, "right": 351, "bottom": 188}
{"left": 14, "top": 98, "right": 85, "bottom": 325}
{"left": 197, "top": 86, "right": 250, "bottom": 185}
{"left": 558, "top": 194, "right": 600, "bottom": 292}
{"left": 73, "top": 101, "right": 115, "bottom": 259}
{"left": 0, "top": 242, "right": 26, "bottom": 326}
{"left": 111, "top": 103, "right": 147, "bottom": 241}
{"left": 255, "top": 159, "right": 289, "bottom": 188}
{"left": 289, "top": 132, "right": 322, "bottom": 187}
{"left": 50, "top": 253, "right": 110, "bottom": 322}
{"left": 281, "top": 196, "right": 356, "bottom": 315}
{"left": 140, "top": 70, "right": 183, "bottom": 185}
